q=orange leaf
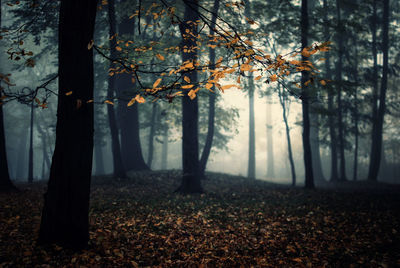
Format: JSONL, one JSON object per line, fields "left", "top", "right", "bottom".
{"left": 156, "top": 54, "right": 165, "bottom": 61}
{"left": 181, "top": 84, "right": 194, "bottom": 89}
{"left": 65, "top": 91, "right": 73, "bottom": 96}
{"left": 153, "top": 78, "right": 162, "bottom": 88}
{"left": 184, "top": 76, "right": 190, "bottom": 83}
{"left": 105, "top": 100, "right": 114, "bottom": 105}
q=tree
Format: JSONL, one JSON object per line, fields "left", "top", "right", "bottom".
{"left": 38, "top": 0, "right": 98, "bottom": 248}
{"left": 368, "top": 0, "right": 389, "bottom": 181}
{"left": 176, "top": 0, "right": 203, "bottom": 193}
{"left": 0, "top": 0, "right": 17, "bottom": 192}
{"left": 301, "top": 0, "right": 315, "bottom": 189}
{"left": 107, "top": 0, "right": 126, "bottom": 178}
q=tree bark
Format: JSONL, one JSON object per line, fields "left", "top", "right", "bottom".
{"left": 368, "top": 0, "right": 389, "bottom": 181}
{"left": 199, "top": 0, "right": 220, "bottom": 176}
{"left": 247, "top": 77, "right": 256, "bottom": 179}
{"left": 0, "top": 0, "right": 17, "bottom": 192}
{"left": 176, "top": 0, "right": 203, "bottom": 193}
{"left": 107, "top": 0, "right": 126, "bottom": 178}
{"left": 301, "top": 0, "right": 314, "bottom": 189}
{"left": 116, "top": 13, "right": 148, "bottom": 172}
{"left": 323, "top": 0, "right": 338, "bottom": 182}
{"left": 38, "top": 0, "right": 98, "bottom": 249}
{"left": 336, "top": 0, "right": 347, "bottom": 181}
{"left": 161, "top": 123, "right": 168, "bottom": 170}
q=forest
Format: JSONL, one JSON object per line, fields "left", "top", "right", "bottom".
{"left": 0, "top": 0, "right": 399, "bottom": 266}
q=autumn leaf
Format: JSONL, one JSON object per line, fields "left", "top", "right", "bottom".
{"left": 320, "top": 80, "right": 327, "bottom": 86}
{"left": 65, "top": 91, "right": 73, "bottom": 96}
{"left": 153, "top": 78, "right": 162, "bottom": 88}
{"left": 269, "top": 74, "right": 278, "bottom": 82}
{"left": 181, "top": 84, "right": 194, "bottom": 89}
{"left": 127, "top": 98, "right": 135, "bottom": 107}
{"left": 184, "top": 76, "right": 190, "bottom": 83}
{"left": 135, "top": 94, "right": 145, "bottom": 103}
{"left": 87, "top": 40, "right": 94, "bottom": 50}
{"left": 156, "top": 54, "right": 165, "bottom": 61}
{"left": 254, "top": 75, "right": 262, "bottom": 81}
{"left": 116, "top": 46, "right": 122, "bottom": 52}
{"left": 104, "top": 100, "right": 114, "bottom": 105}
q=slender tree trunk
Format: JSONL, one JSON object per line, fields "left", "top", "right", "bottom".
{"left": 352, "top": 44, "right": 360, "bottom": 181}
{"left": 147, "top": 102, "right": 157, "bottom": 169}
{"left": 38, "top": 0, "right": 98, "bottom": 249}
{"left": 94, "top": 144, "right": 104, "bottom": 175}
{"left": 266, "top": 95, "right": 274, "bottom": 178}
{"left": 323, "top": 0, "right": 338, "bottom": 182}
{"left": 28, "top": 100, "right": 34, "bottom": 183}
{"left": 301, "top": 0, "right": 314, "bottom": 189}
{"left": 278, "top": 86, "right": 296, "bottom": 186}
{"left": 107, "top": 0, "right": 126, "bottom": 178}
{"left": 36, "top": 120, "right": 51, "bottom": 178}
{"left": 310, "top": 111, "right": 325, "bottom": 181}
{"left": 176, "top": 0, "right": 202, "bottom": 193}
{"left": 116, "top": 14, "right": 148, "bottom": 172}
{"left": 16, "top": 128, "right": 28, "bottom": 180}
{"left": 247, "top": 77, "right": 256, "bottom": 179}
{"left": 336, "top": 0, "right": 347, "bottom": 181}
{"left": 161, "top": 123, "right": 168, "bottom": 170}
{"left": 368, "top": 0, "right": 389, "bottom": 181}
{"left": 199, "top": 0, "right": 219, "bottom": 176}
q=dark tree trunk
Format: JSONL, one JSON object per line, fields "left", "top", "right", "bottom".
{"left": 147, "top": 102, "right": 157, "bottom": 169}
{"left": 301, "top": 0, "right": 314, "bottom": 189}
{"left": 368, "top": 0, "right": 389, "bottom": 181}
{"left": 278, "top": 85, "right": 296, "bottom": 186}
{"left": 336, "top": 0, "right": 347, "bottom": 181}
{"left": 199, "top": 0, "right": 220, "bottom": 176}
{"left": 0, "top": 90, "right": 17, "bottom": 191}
{"left": 16, "top": 128, "right": 28, "bottom": 180}
{"left": 38, "top": 0, "right": 98, "bottom": 249}
{"left": 266, "top": 95, "right": 274, "bottom": 178}
{"left": 28, "top": 100, "right": 34, "bottom": 183}
{"left": 107, "top": 0, "right": 126, "bottom": 178}
{"left": 0, "top": 0, "right": 17, "bottom": 191}
{"left": 116, "top": 14, "right": 148, "bottom": 172}
{"left": 176, "top": 0, "right": 203, "bottom": 193}
{"left": 323, "top": 0, "right": 338, "bottom": 182}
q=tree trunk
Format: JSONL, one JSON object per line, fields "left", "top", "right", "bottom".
{"left": 161, "top": 123, "right": 168, "bottom": 170}
{"left": 278, "top": 85, "right": 296, "bottom": 186}
{"left": 147, "top": 102, "right": 157, "bottom": 169}
{"left": 310, "top": 111, "right": 325, "bottom": 181}
{"left": 301, "top": 0, "right": 314, "bottom": 189}
{"left": 336, "top": 0, "right": 347, "bottom": 181}
{"left": 107, "top": 0, "right": 126, "bottom": 178}
{"left": 38, "top": 0, "right": 98, "bottom": 249}
{"left": 94, "top": 144, "right": 104, "bottom": 175}
{"left": 28, "top": 100, "right": 34, "bottom": 183}
{"left": 0, "top": 0, "right": 17, "bottom": 191}
{"left": 116, "top": 14, "right": 148, "bottom": 172}
{"left": 323, "top": 0, "right": 338, "bottom": 182}
{"left": 368, "top": 0, "right": 389, "bottom": 181}
{"left": 176, "top": 0, "right": 203, "bottom": 194}
{"left": 16, "top": 127, "right": 28, "bottom": 180}
{"left": 199, "top": 0, "right": 220, "bottom": 176}
{"left": 247, "top": 77, "right": 256, "bottom": 179}
{"left": 266, "top": 95, "right": 274, "bottom": 178}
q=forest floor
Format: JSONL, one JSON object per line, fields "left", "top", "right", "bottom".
{"left": 1, "top": 170, "right": 400, "bottom": 267}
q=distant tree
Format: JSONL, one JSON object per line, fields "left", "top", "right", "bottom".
{"left": 38, "top": 0, "right": 98, "bottom": 248}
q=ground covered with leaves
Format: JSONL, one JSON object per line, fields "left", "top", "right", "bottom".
{"left": 1, "top": 171, "right": 400, "bottom": 267}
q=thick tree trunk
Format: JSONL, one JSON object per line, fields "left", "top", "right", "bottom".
{"left": 116, "top": 15, "right": 148, "bottom": 172}
{"left": 147, "top": 102, "right": 157, "bottom": 169}
{"left": 301, "top": 0, "right": 314, "bottom": 189}
{"left": 176, "top": 0, "right": 203, "bottom": 193}
{"left": 199, "top": 0, "right": 219, "bottom": 176}
{"left": 107, "top": 0, "right": 126, "bottom": 178}
{"left": 323, "top": 0, "right": 338, "bottom": 182}
{"left": 278, "top": 86, "right": 296, "bottom": 186}
{"left": 38, "top": 0, "right": 98, "bottom": 249}
{"left": 368, "top": 0, "right": 389, "bottom": 181}
{"left": 0, "top": 90, "right": 17, "bottom": 191}
{"left": 336, "top": 0, "right": 347, "bottom": 181}
{"left": 266, "top": 95, "right": 274, "bottom": 178}
{"left": 0, "top": 0, "right": 17, "bottom": 191}
{"left": 28, "top": 100, "right": 34, "bottom": 183}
